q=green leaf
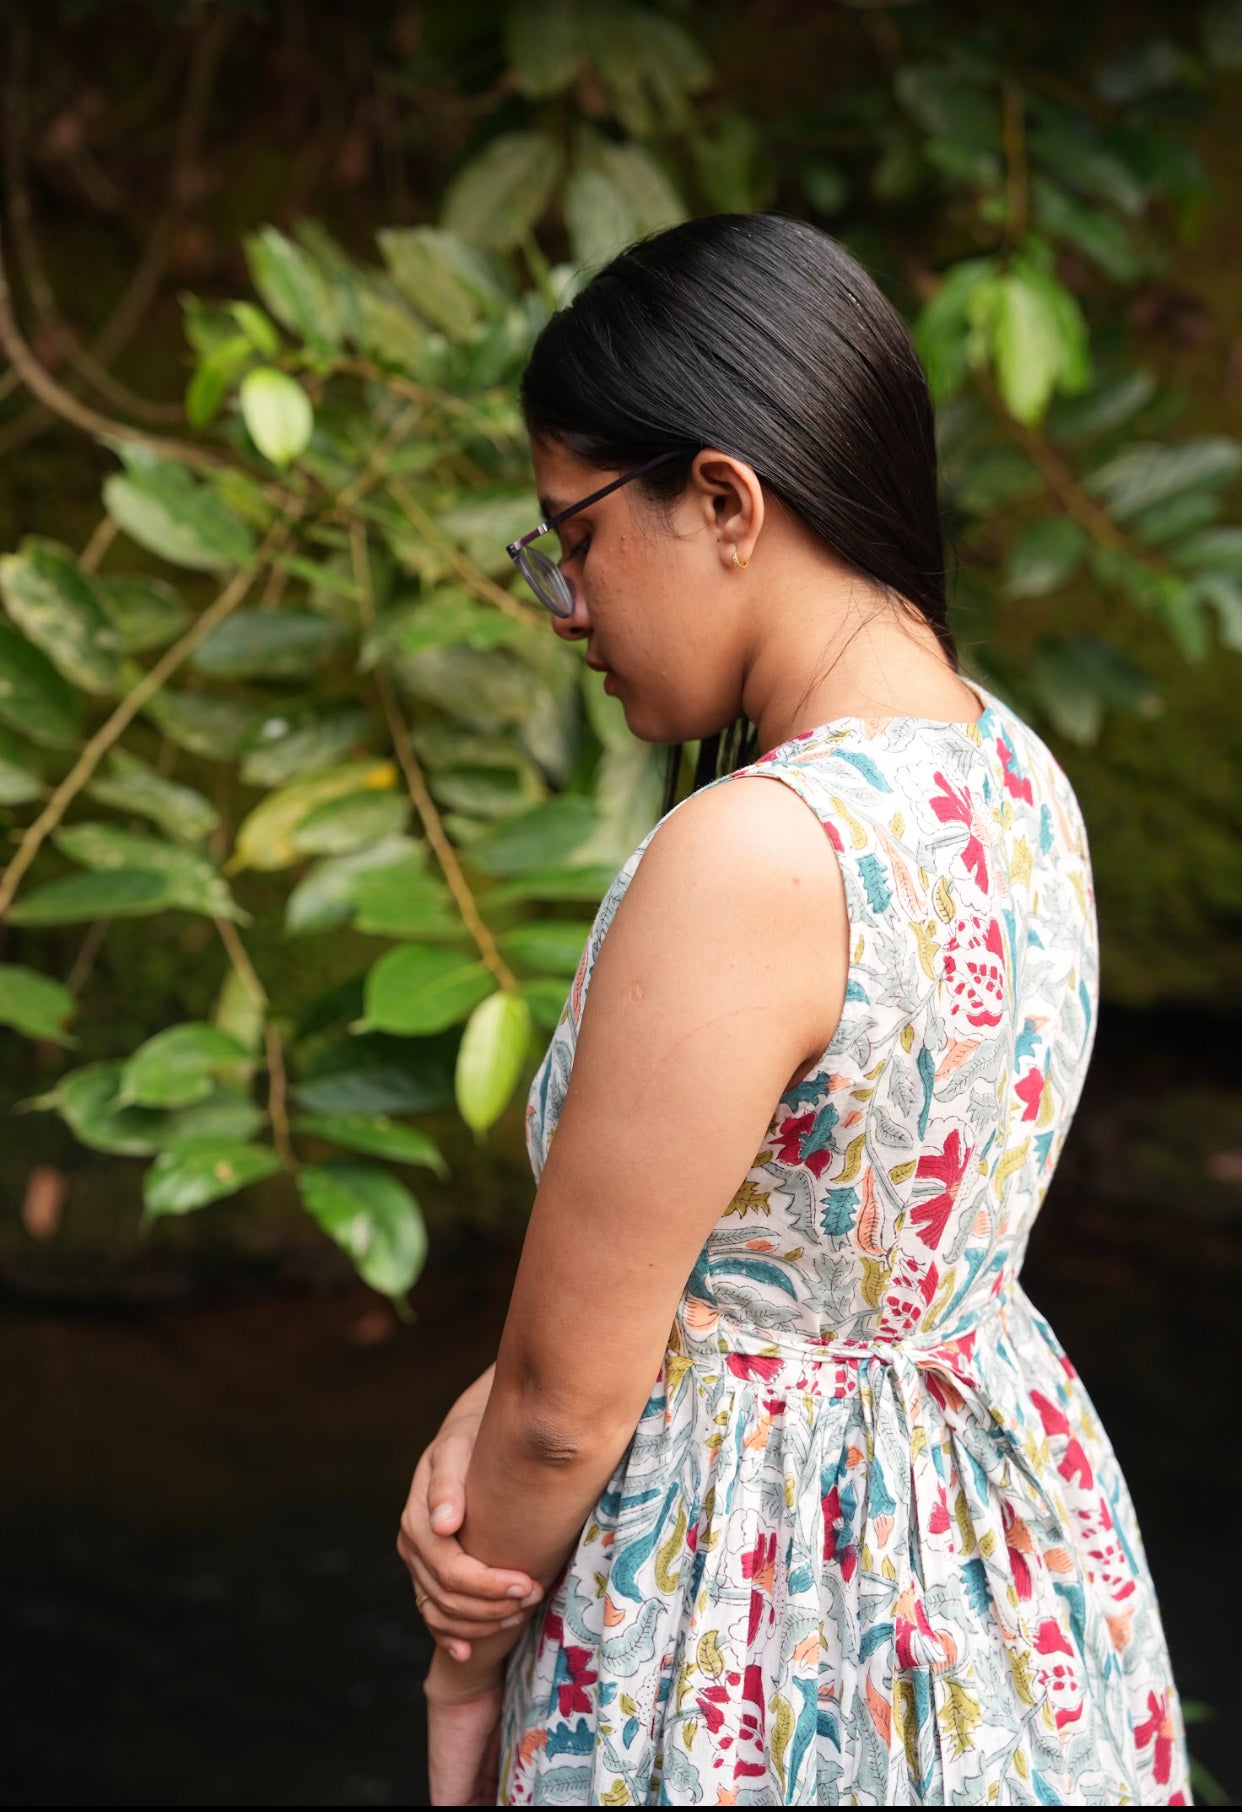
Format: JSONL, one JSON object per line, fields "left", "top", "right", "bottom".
{"left": 1047, "top": 370, "right": 1157, "bottom": 441}
{"left": 96, "top": 576, "right": 191, "bottom": 652}
{"left": 290, "top": 787, "right": 410, "bottom": 857}
{"left": 581, "top": 6, "right": 712, "bottom": 137}
{"left": 230, "top": 301, "right": 281, "bottom": 356}
{"left": 498, "top": 919, "right": 591, "bottom": 974}
{"left": 284, "top": 834, "right": 421, "bottom": 936}
{"left": 244, "top": 226, "right": 344, "bottom": 351}
{"left": 144, "top": 1140, "right": 282, "bottom": 1219}
{"left": 1005, "top": 518, "right": 1089, "bottom": 599}
{"left": 392, "top": 642, "right": 542, "bottom": 729}
{"left": 438, "top": 493, "right": 541, "bottom": 579}
{"left": 1030, "top": 636, "right": 1161, "bottom": 744}
{"left": 191, "top": 609, "right": 344, "bottom": 679}
{"left": 482, "top": 863, "right": 616, "bottom": 906}
{"left": 213, "top": 965, "right": 265, "bottom": 1056}
{"left": 294, "top": 1034, "right": 456, "bottom": 1116}
{"left": 121, "top": 1022, "right": 250, "bottom": 1109}
{"left": 378, "top": 227, "right": 509, "bottom": 339}
{"left": 299, "top": 1160, "right": 428, "bottom": 1300}
{"left": 0, "top": 537, "right": 124, "bottom": 694}
{"left": 801, "top": 157, "right": 849, "bottom": 218}
{"left": 292, "top": 1112, "right": 448, "bottom": 1176}
{"left": 151, "top": 1085, "right": 265, "bottom": 1153}
{"left": 455, "top": 990, "right": 531, "bottom": 1137}
{"left": 0, "top": 964, "right": 76, "bottom": 1044}
{"left": 990, "top": 264, "right": 1090, "bottom": 426}
{"left": 1086, "top": 437, "right": 1242, "bottom": 521}
{"left": 52, "top": 822, "right": 243, "bottom": 920}
{"left": 360, "top": 942, "right": 494, "bottom": 1036}
{"left": 45, "top": 1061, "right": 167, "bottom": 1155}
{"left": 1095, "top": 38, "right": 1200, "bottom": 104}
{"left": 895, "top": 63, "right": 1001, "bottom": 157}
{"left": 1029, "top": 176, "right": 1142, "bottom": 283}
{"left": 143, "top": 688, "right": 264, "bottom": 759}
{"left": 1193, "top": 572, "right": 1242, "bottom": 651}
{"left": 0, "top": 620, "right": 81, "bottom": 748}
{"left": 231, "top": 759, "right": 398, "bottom": 871}
{"left": 239, "top": 707, "right": 372, "bottom": 786}
{"left": 1168, "top": 526, "right": 1242, "bottom": 574}
{"left": 350, "top": 861, "right": 462, "bottom": 941}
{"left": 506, "top": 0, "right": 581, "bottom": 97}
{"left": 0, "top": 723, "right": 44, "bottom": 804}
{"left": 912, "top": 258, "right": 998, "bottom": 402}
{"left": 361, "top": 592, "right": 525, "bottom": 665}
{"left": 466, "top": 796, "right": 598, "bottom": 875}
{"left": 239, "top": 366, "right": 314, "bottom": 466}
{"left": 186, "top": 333, "right": 252, "bottom": 427}
{"left": 7, "top": 867, "right": 174, "bottom": 925}
{"left": 443, "top": 132, "right": 563, "bottom": 251}
{"left": 104, "top": 450, "right": 254, "bottom": 572}
{"left": 428, "top": 764, "right": 543, "bottom": 820}
{"left": 86, "top": 749, "right": 218, "bottom": 843}
{"left": 565, "top": 141, "right": 687, "bottom": 269}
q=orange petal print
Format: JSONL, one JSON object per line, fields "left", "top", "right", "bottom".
{"left": 856, "top": 1170, "right": 884, "bottom": 1255}
{"left": 745, "top": 1239, "right": 774, "bottom": 1251}
{"left": 743, "top": 1418, "right": 772, "bottom": 1453}
{"left": 864, "top": 1676, "right": 892, "bottom": 1746}
{"left": 682, "top": 1298, "right": 720, "bottom": 1334}
{"left": 934, "top": 1628, "right": 958, "bottom": 1671}
{"left": 873, "top": 1512, "right": 894, "bottom": 1549}
{"left": 972, "top": 1208, "right": 990, "bottom": 1236}
{"left": 603, "top": 1593, "right": 627, "bottom": 1627}
{"left": 1107, "top": 1609, "right": 1134, "bottom": 1651}
{"left": 846, "top": 1445, "right": 866, "bottom": 1468}
{"left": 715, "top": 1787, "right": 739, "bottom": 1806}
{"left": 793, "top": 1632, "right": 821, "bottom": 1665}
{"left": 1045, "top": 1547, "right": 1074, "bottom": 1574}
{"left": 1007, "top": 1514, "right": 1034, "bottom": 1554}
{"left": 519, "top": 1728, "right": 548, "bottom": 1767}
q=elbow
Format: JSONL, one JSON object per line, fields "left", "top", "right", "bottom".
{"left": 505, "top": 1387, "right": 632, "bottom": 1472}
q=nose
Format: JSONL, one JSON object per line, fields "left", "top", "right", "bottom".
{"left": 549, "top": 578, "right": 590, "bottom": 641}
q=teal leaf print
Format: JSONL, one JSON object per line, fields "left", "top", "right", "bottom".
{"left": 857, "top": 852, "right": 892, "bottom": 913}
{"left": 822, "top": 1186, "right": 858, "bottom": 1237}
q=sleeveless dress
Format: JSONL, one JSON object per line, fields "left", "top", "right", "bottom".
{"left": 496, "top": 687, "right": 1189, "bottom": 1807}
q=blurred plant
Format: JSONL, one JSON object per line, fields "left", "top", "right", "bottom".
{"left": 0, "top": 0, "right": 1239, "bottom": 1300}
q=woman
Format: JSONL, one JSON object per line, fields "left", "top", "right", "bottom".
{"left": 399, "top": 214, "right": 1190, "bottom": 1806}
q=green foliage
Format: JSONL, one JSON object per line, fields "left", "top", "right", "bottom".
{"left": 2, "top": 0, "right": 1240, "bottom": 1299}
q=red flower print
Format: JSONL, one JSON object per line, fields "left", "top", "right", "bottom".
{"left": 555, "top": 1645, "right": 597, "bottom": 1717}
{"left": 997, "top": 735, "right": 1034, "bottom": 805}
{"left": 911, "top": 1129, "right": 973, "bottom": 1249}
{"left": 930, "top": 772, "right": 988, "bottom": 889}
{"left": 1015, "top": 1066, "right": 1044, "bottom": 1121}
{"left": 1135, "top": 1690, "right": 1174, "bottom": 1785}
{"left": 727, "top": 1351, "right": 783, "bottom": 1384}
{"left": 1031, "top": 1390, "right": 1095, "bottom": 1490}
{"left": 696, "top": 1682, "right": 729, "bottom": 1733}
{"left": 943, "top": 917, "right": 1005, "bottom": 1029}
{"left": 774, "top": 1110, "right": 834, "bottom": 1178}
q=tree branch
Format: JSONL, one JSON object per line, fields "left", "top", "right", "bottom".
{"left": 386, "top": 478, "right": 543, "bottom": 631}
{"left": 0, "top": 513, "right": 294, "bottom": 921}
{"left": 349, "top": 520, "right": 518, "bottom": 993}
{"left": 214, "top": 913, "right": 294, "bottom": 1170}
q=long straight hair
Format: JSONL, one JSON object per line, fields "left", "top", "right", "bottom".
{"left": 519, "top": 213, "right": 953, "bottom": 817}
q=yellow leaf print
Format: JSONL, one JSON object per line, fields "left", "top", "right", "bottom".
{"left": 619, "top": 1692, "right": 638, "bottom": 1717}
{"left": 770, "top": 1693, "right": 795, "bottom": 1796}
{"left": 683, "top": 1716, "right": 698, "bottom": 1751}
{"left": 900, "top": 1022, "right": 914, "bottom": 1053}
{"left": 894, "top": 1677, "right": 920, "bottom": 1778}
{"left": 861, "top": 1255, "right": 890, "bottom": 1308}
{"left": 993, "top": 1140, "right": 1030, "bottom": 1196}
{"left": 1015, "top": 1749, "right": 1030, "bottom": 1781}
{"left": 953, "top": 1488, "right": 977, "bottom": 1556}
{"left": 910, "top": 918, "right": 939, "bottom": 981}
{"left": 889, "top": 1158, "right": 917, "bottom": 1185}
{"left": 940, "top": 1678, "right": 981, "bottom": 1758}
{"left": 933, "top": 873, "right": 955, "bottom": 923}
{"left": 1011, "top": 836, "right": 1033, "bottom": 890}
{"left": 1037, "top": 1076, "right": 1055, "bottom": 1129}
{"left": 881, "top": 1554, "right": 897, "bottom": 1581}
{"left": 890, "top": 810, "right": 906, "bottom": 838}
{"left": 725, "top": 1178, "right": 772, "bottom": 1217}
{"left": 838, "top": 1132, "right": 867, "bottom": 1184}
{"left": 601, "top": 1780, "right": 630, "bottom": 1806}
{"left": 697, "top": 1628, "right": 725, "bottom": 1679}
{"left": 1007, "top": 1645, "right": 1037, "bottom": 1708}
{"left": 979, "top": 1529, "right": 997, "bottom": 1559}
{"left": 655, "top": 1499, "right": 687, "bottom": 1591}
{"left": 831, "top": 794, "right": 868, "bottom": 850}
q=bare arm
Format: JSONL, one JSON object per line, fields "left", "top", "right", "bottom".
{"left": 427, "top": 775, "right": 848, "bottom": 1698}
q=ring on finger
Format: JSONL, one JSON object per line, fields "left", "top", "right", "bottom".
{"left": 415, "top": 1586, "right": 430, "bottom": 1614}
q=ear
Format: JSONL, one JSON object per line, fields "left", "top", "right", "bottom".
{"left": 687, "top": 449, "right": 764, "bottom": 571}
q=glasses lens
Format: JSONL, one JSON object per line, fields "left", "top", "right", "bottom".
{"left": 521, "top": 547, "right": 575, "bottom": 618}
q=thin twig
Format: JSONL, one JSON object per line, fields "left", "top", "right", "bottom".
{"left": 214, "top": 914, "right": 294, "bottom": 1169}
{"left": 63, "top": 918, "right": 109, "bottom": 996}
{"left": 1002, "top": 82, "right": 1028, "bottom": 244}
{"left": 387, "top": 478, "right": 543, "bottom": 630}
{"left": 0, "top": 515, "right": 293, "bottom": 920}
{"left": 0, "top": 223, "right": 230, "bottom": 467}
{"left": 1002, "top": 413, "right": 1125, "bottom": 551}
{"left": 79, "top": 515, "right": 119, "bottom": 574}
{"left": 349, "top": 520, "right": 518, "bottom": 992}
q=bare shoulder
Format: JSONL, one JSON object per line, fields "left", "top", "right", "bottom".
{"left": 634, "top": 772, "right": 843, "bottom": 906}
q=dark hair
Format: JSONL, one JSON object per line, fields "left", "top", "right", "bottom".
{"left": 519, "top": 212, "right": 953, "bottom": 815}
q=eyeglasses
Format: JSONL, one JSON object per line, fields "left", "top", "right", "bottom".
{"left": 505, "top": 451, "right": 681, "bottom": 617}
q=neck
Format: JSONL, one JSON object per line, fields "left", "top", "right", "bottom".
{"left": 739, "top": 577, "right": 970, "bottom": 754}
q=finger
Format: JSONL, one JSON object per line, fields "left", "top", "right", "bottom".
{"left": 399, "top": 1511, "right": 538, "bottom": 1605}
{"left": 406, "top": 1554, "right": 541, "bottom": 1626}
{"left": 425, "top": 1423, "right": 474, "bottom": 1534}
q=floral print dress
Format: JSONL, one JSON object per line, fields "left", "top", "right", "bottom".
{"left": 496, "top": 688, "right": 1189, "bottom": 1807}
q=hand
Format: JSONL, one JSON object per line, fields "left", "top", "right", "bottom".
{"left": 424, "top": 1652, "right": 505, "bottom": 1807}
{"left": 398, "top": 1386, "right": 543, "bottom": 1662}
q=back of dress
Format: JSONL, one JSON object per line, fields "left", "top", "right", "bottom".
{"left": 501, "top": 690, "right": 1188, "bottom": 1808}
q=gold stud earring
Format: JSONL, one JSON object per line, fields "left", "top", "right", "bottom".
{"left": 731, "top": 547, "right": 749, "bottom": 571}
